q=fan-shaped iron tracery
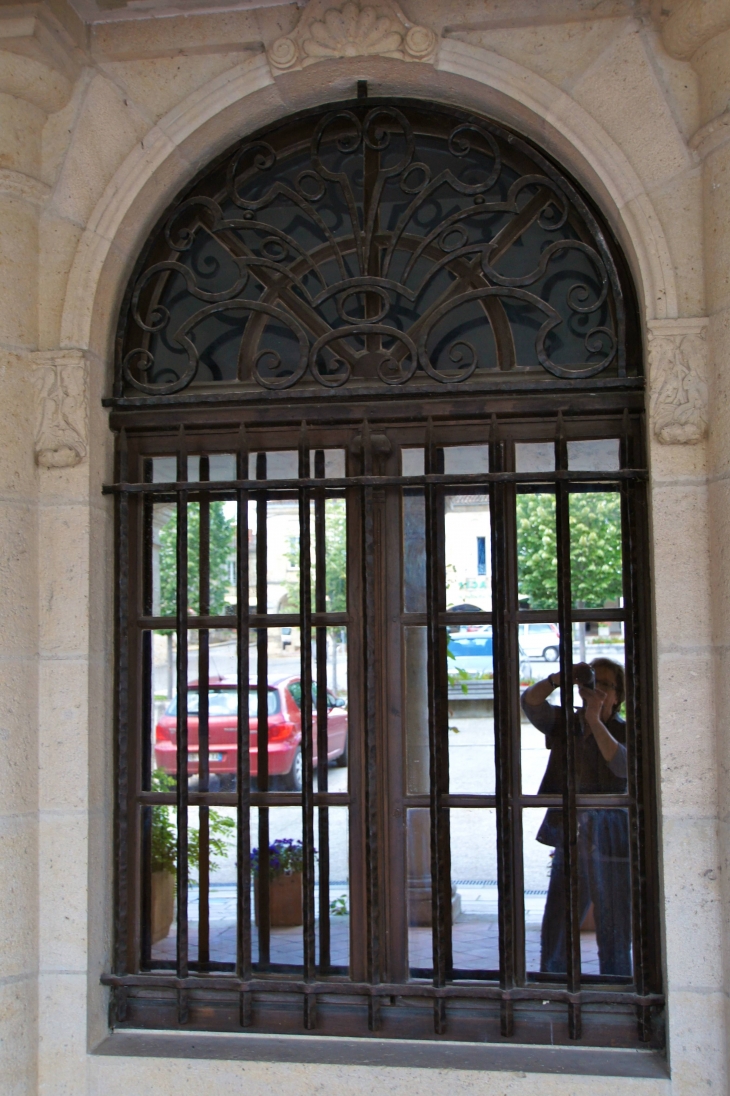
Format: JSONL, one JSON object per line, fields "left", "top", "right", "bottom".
{"left": 116, "top": 100, "right": 631, "bottom": 399}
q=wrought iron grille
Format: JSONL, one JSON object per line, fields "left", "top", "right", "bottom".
{"left": 105, "top": 98, "right": 660, "bottom": 1049}
{"left": 115, "top": 100, "right": 636, "bottom": 401}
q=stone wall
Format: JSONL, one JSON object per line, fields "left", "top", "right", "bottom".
{"left": 0, "top": 0, "right": 727, "bottom": 1092}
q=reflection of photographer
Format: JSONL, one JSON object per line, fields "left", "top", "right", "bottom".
{"left": 522, "top": 659, "right": 630, "bottom": 976}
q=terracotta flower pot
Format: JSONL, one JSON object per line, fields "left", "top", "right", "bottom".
{"left": 150, "top": 870, "right": 175, "bottom": 944}
{"left": 254, "top": 871, "right": 303, "bottom": 927}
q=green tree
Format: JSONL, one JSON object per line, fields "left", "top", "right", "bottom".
{"left": 159, "top": 502, "right": 236, "bottom": 617}
{"left": 516, "top": 492, "right": 623, "bottom": 609}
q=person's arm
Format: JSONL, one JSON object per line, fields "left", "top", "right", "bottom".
{"left": 579, "top": 685, "right": 622, "bottom": 765}
{"left": 522, "top": 671, "right": 560, "bottom": 708}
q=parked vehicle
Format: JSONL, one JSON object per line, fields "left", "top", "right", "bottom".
{"left": 154, "top": 676, "right": 348, "bottom": 792}
{"left": 518, "top": 622, "right": 560, "bottom": 661}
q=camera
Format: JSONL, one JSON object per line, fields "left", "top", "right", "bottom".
{"left": 573, "top": 663, "right": 595, "bottom": 690}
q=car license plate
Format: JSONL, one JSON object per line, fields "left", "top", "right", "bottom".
{"left": 188, "top": 752, "right": 224, "bottom": 762}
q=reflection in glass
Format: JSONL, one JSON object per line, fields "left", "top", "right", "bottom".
{"left": 407, "top": 807, "right": 432, "bottom": 974}
{"left": 450, "top": 808, "right": 498, "bottom": 972}
{"left": 252, "top": 805, "right": 305, "bottom": 970}
{"left": 443, "top": 444, "right": 489, "bottom": 474}
{"left": 402, "top": 490, "right": 426, "bottom": 613}
{"left": 404, "top": 626, "right": 428, "bottom": 795}
{"left": 570, "top": 490, "right": 623, "bottom": 610}
{"left": 445, "top": 492, "right": 491, "bottom": 611}
{"left": 447, "top": 627, "right": 496, "bottom": 795}
{"left": 317, "top": 805, "right": 350, "bottom": 972}
{"left": 151, "top": 454, "right": 236, "bottom": 482}
{"left": 516, "top": 492, "right": 557, "bottom": 609}
{"left": 521, "top": 655, "right": 632, "bottom": 977}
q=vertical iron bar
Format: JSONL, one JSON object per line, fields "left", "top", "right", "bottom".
{"left": 175, "top": 425, "right": 190, "bottom": 982}
{"left": 140, "top": 459, "right": 153, "bottom": 969}
{"left": 198, "top": 455, "right": 211, "bottom": 971}
{"left": 114, "top": 427, "right": 130, "bottom": 978}
{"left": 314, "top": 450, "right": 331, "bottom": 974}
{"left": 425, "top": 420, "right": 450, "bottom": 1035}
{"left": 361, "top": 420, "right": 381, "bottom": 1030}
{"left": 490, "top": 418, "right": 516, "bottom": 1037}
{"left": 555, "top": 413, "right": 581, "bottom": 1038}
{"left": 256, "top": 451, "right": 270, "bottom": 967}
{"left": 621, "top": 410, "right": 651, "bottom": 1040}
{"left": 299, "top": 423, "right": 317, "bottom": 1027}
{"left": 236, "top": 426, "right": 252, "bottom": 1020}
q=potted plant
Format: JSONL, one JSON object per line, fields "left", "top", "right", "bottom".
{"left": 251, "top": 838, "right": 309, "bottom": 928}
{"left": 150, "top": 770, "right": 235, "bottom": 944}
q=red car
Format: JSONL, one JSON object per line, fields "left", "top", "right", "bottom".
{"left": 154, "top": 676, "right": 348, "bottom": 791}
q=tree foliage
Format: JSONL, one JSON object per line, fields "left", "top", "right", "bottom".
{"left": 516, "top": 491, "right": 623, "bottom": 609}
{"left": 159, "top": 502, "right": 236, "bottom": 618}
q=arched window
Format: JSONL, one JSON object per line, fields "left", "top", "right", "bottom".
{"left": 105, "top": 97, "right": 661, "bottom": 1048}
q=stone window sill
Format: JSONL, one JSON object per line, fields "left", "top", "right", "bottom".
{"left": 93, "top": 1030, "right": 668, "bottom": 1077}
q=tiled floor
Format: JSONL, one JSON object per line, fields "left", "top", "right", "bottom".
{"left": 152, "top": 882, "right": 602, "bottom": 974}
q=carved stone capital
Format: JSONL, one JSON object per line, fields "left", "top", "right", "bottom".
{"left": 267, "top": 0, "right": 438, "bottom": 75}
{"left": 31, "top": 351, "right": 88, "bottom": 468}
{"left": 648, "top": 319, "right": 709, "bottom": 445}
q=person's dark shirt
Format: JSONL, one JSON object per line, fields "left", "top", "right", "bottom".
{"left": 521, "top": 695, "right": 627, "bottom": 845}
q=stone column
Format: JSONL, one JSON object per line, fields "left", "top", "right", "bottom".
{"left": 0, "top": 15, "right": 73, "bottom": 1095}
{"left": 660, "top": 2, "right": 730, "bottom": 1087}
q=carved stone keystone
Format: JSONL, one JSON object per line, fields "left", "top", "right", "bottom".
{"left": 267, "top": 0, "right": 438, "bottom": 75}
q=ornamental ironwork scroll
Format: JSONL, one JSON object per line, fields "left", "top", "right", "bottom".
{"left": 117, "top": 102, "right": 629, "bottom": 398}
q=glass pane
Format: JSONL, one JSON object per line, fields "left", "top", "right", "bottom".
{"left": 515, "top": 442, "right": 554, "bottom": 473}
{"left": 150, "top": 454, "right": 236, "bottom": 482}
{"left": 309, "top": 448, "right": 346, "bottom": 478}
{"left": 523, "top": 807, "right": 632, "bottom": 977}
{"left": 314, "top": 626, "right": 349, "bottom": 792}
{"left": 248, "top": 494, "right": 301, "bottom": 613}
{"left": 407, "top": 807, "right": 432, "bottom": 975}
{"left": 443, "top": 444, "right": 489, "bottom": 474}
{"left": 519, "top": 630, "right": 561, "bottom": 796}
{"left": 250, "top": 627, "right": 302, "bottom": 791}
{"left": 516, "top": 492, "right": 557, "bottom": 609}
{"left": 445, "top": 492, "right": 491, "bottom": 610}
{"left": 567, "top": 440, "right": 620, "bottom": 472}
{"left": 151, "top": 503, "right": 176, "bottom": 617}
{"left": 447, "top": 627, "right": 495, "bottom": 795}
{"left": 402, "top": 448, "right": 424, "bottom": 476}
{"left": 450, "top": 808, "right": 498, "bottom": 972}
{"left": 252, "top": 805, "right": 305, "bottom": 970}
{"left": 317, "top": 497, "right": 347, "bottom": 613}
{"left": 147, "top": 800, "right": 177, "bottom": 967}
{"left": 570, "top": 490, "right": 623, "bottom": 610}
{"left": 404, "top": 626, "right": 428, "bottom": 796}
{"left": 523, "top": 807, "right": 555, "bottom": 974}
{"left": 248, "top": 451, "right": 298, "bottom": 480}
{"left": 317, "top": 805, "right": 350, "bottom": 972}
{"left": 188, "top": 805, "right": 237, "bottom": 967}
{"left": 402, "top": 490, "right": 426, "bottom": 613}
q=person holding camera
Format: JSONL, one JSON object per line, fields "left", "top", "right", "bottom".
{"left": 521, "top": 658, "right": 631, "bottom": 976}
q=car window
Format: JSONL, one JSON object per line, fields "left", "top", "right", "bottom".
{"left": 165, "top": 688, "right": 279, "bottom": 717}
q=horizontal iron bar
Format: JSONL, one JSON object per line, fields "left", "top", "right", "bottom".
{"left": 138, "top": 792, "right": 350, "bottom": 807}
{"left": 403, "top": 794, "right": 632, "bottom": 809}
{"left": 101, "top": 972, "right": 663, "bottom": 1008}
{"left": 103, "top": 469, "right": 647, "bottom": 495}
{"left": 138, "top": 612, "right": 349, "bottom": 630}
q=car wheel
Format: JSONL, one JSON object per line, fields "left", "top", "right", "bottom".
{"left": 282, "top": 747, "right": 303, "bottom": 791}
{"left": 335, "top": 734, "right": 348, "bottom": 768}
{"left": 543, "top": 646, "right": 559, "bottom": 662}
